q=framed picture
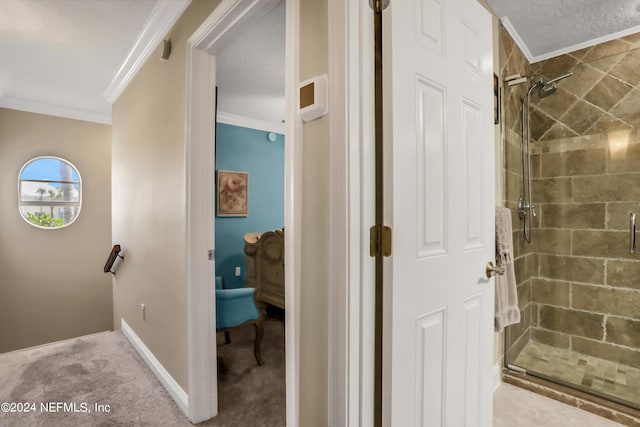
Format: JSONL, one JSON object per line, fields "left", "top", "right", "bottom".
{"left": 217, "top": 170, "right": 248, "bottom": 217}
{"left": 494, "top": 73, "right": 500, "bottom": 125}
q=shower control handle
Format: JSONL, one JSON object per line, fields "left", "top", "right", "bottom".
{"left": 630, "top": 213, "right": 636, "bottom": 255}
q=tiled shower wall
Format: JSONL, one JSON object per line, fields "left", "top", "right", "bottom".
{"left": 502, "top": 26, "right": 640, "bottom": 368}
{"left": 499, "top": 24, "right": 535, "bottom": 362}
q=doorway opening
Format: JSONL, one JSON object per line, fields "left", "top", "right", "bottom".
{"left": 185, "top": 0, "right": 298, "bottom": 423}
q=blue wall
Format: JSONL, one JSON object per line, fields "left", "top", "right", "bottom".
{"left": 215, "top": 123, "right": 284, "bottom": 288}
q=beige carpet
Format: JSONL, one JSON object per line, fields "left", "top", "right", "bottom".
{"left": 494, "top": 383, "right": 625, "bottom": 427}
{"left": 0, "top": 318, "right": 285, "bottom": 426}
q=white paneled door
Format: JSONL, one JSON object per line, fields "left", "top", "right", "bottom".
{"left": 383, "top": 0, "right": 495, "bottom": 426}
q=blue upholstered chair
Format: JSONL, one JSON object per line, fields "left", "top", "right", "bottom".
{"left": 215, "top": 276, "right": 264, "bottom": 365}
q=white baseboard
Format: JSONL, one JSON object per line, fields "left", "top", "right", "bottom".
{"left": 493, "top": 362, "right": 502, "bottom": 393}
{"left": 120, "top": 319, "right": 189, "bottom": 418}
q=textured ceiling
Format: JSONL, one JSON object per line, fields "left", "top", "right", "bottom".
{"left": 216, "top": 0, "right": 285, "bottom": 129}
{"left": 486, "top": 0, "right": 640, "bottom": 62}
{"left": 0, "top": 0, "right": 285, "bottom": 128}
{"left": 0, "top": 0, "right": 159, "bottom": 122}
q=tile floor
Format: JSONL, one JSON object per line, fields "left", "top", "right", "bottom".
{"left": 494, "top": 383, "right": 625, "bottom": 427}
{"left": 513, "top": 341, "right": 640, "bottom": 408}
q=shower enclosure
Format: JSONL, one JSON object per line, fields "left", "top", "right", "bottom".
{"left": 502, "top": 29, "right": 640, "bottom": 413}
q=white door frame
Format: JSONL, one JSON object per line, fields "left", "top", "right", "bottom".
{"left": 185, "top": 0, "right": 300, "bottom": 423}
{"left": 327, "top": 1, "right": 376, "bottom": 425}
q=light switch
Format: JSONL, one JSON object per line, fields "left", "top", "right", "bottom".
{"left": 235, "top": 267, "right": 241, "bottom": 276}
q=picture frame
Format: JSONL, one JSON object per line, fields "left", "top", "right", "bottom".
{"left": 494, "top": 73, "right": 500, "bottom": 125}
{"left": 217, "top": 170, "right": 248, "bottom": 217}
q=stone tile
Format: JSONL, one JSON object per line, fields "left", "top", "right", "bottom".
{"left": 535, "top": 87, "right": 579, "bottom": 121}
{"left": 531, "top": 153, "right": 541, "bottom": 178}
{"left": 573, "top": 336, "right": 640, "bottom": 368}
{"left": 537, "top": 55, "right": 579, "bottom": 77}
{"left": 574, "top": 173, "right": 640, "bottom": 202}
{"left": 539, "top": 305, "right": 604, "bottom": 340}
{"left": 505, "top": 138, "right": 522, "bottom": 174}
{"left": 540, "top": 149, "right": 606, "bottom": 177}
{"left": 518, "top": 280, "right": 531, "bottom": 310}
{"left": 572, "top": 284, "right": 640, "bottom": 318}
{"left": 530, "top": 108, "right": 556, "bottom": 141}
{"left": 560, "top": 100, "right": 606, "bottom": 135}
{"left": 584, "top": 74, "right": 634, "bottom": 112}
{"left": 533, "top": 177, "right": 572, "bottom": 203}
{"left": 531, "top": 229, "right": 571, "bottom": 255}
{"left": 607, "top": 259, "right": 640, "bottom": 290}
{"left": 526, "top": 252, "right": 538, "bottom": 278}
{"left": 531, "top": 327, "right": 571, "bottom": 348}
{"left": 606, "top": 317, "right": 640, "bottom": 348}
{"left": 506, "top": 328, "right": 530, "bottom": 363}
{"left": 620, "top": 33, "right": 640, "bottom": 48}
{"left": 540, "top": 203, "right": 605, "bottom": 229}
{"left": 608, "top": 139, "right": 640, "bottom": 173}
{"left": 538, "top": 254, "right": 604, "bottom": 284}
{"left": 505, "top": 170, "right": 522, "bottom": 203}
{"left": 609, "top": 48, "right": 640, "bottom": 87}
{"left": 587, "top": 52, "right": 626, "bottom": 73}
{"left": 610, "top": 88, "right": 640, "bottom": 122}
{"left": 532, "top": 278, "right": 571, "bottom": 307}
{"left": 572, "top": 230, "right": 632, "bottom": 259}
{"left": 589, "top": 114, "right": 634, "bottom": 135}
{"left": 560, "top": 63, "right": 606, "bottom": 98}
{"left": 530, "top": 302, "right": 538, "bottom": 326}
{"left": 514, "top": 256, "right": 527, "bottom": 284}
{"left": 582, "top": 39, "right": 633, "bottom": 63}
{"left": 538, "top": 123, "right": 579, "bottom": 141}
{"left": 606, "top": 202, "right": 640, "bottom": 231}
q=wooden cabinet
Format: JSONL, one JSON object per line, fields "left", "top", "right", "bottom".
{"left": 244, "top": 228, "right": 284, "bottom": 309}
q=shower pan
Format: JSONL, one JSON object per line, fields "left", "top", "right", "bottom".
{"left": 502, "top": 49, "right": 640, "bottom": 418}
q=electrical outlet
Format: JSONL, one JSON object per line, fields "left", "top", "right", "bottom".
{"left": 235, "top": 266, "right": 241, "bottom": 276}
{"left": 140, "top": 304, "right": 146, "bottom": 321}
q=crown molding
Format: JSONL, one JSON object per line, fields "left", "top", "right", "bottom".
{"left": 103, "top": 0, "right": 192, "bottom": 104}
{"left": 217, "top": 111, "right": 285, "bottom": 134}
{"left": 529, "top": 23, "right": 640, "bottom": 64}
{"left": 0, "top": 96, "right": 111, "bottom": 124}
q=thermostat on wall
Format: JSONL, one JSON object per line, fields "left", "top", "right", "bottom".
{"left": 298, "top": 74, "right": 328, "bottom": 122}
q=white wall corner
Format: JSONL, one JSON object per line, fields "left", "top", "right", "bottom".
{"left": 103, "top": 0, "right": 192, "bottom": 104}
{"left": 120, "top": 319, "right": 189, "bottom": 418}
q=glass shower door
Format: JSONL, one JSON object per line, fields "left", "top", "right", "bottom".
{"left": 502, "top": 34, "right": 640, "bottom": 410}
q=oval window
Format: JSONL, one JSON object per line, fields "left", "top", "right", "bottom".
{"left": 18, "top": 157, "right": 82, "bottom": 229}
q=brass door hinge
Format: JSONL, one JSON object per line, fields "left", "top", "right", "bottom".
{"left": 370, "top": 225, "right": 392, "bottom": 257}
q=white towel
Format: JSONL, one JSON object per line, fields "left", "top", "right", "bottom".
{"left": 494, "top": 207, "right": 521, "bottom": 332}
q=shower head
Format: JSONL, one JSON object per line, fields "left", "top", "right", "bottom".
{"left": 529, "top": 71, "right": 573, "bottom": 99}
{"left": 538, "top": 84, "right": 557, "bottom": 98}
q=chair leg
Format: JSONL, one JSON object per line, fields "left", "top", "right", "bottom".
{"left": 224, "top": 331, "right": 231, "bottom": 344}
{"left": 254, "top": 319, "right": 264, "bottom": 366}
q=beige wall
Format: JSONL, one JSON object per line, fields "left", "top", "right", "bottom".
{"left": 112, "top": 0, "right": 331, "bottom": 419}
{"left": 111, "top": 0, "right": 221, "bottom": 391}
{"left": 0, "top": 108, "right": 112, "bottom": 353}
{"left": 299, "top": 0, "right": 329, "bottom": 425}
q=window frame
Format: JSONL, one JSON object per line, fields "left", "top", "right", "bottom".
{"left": 18, "top": 156, "right": 83, "bottom": 230}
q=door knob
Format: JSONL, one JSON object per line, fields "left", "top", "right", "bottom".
{"left": 485, "top": 261, "right": 505, "bottom": 279}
